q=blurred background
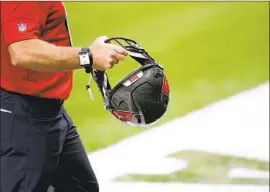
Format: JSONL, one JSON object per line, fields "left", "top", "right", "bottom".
{"left": 64, "top": 1, "right": 269, "bottom": 151}
{"left": 58, "top": 2, "right": 269, "bottom": 191}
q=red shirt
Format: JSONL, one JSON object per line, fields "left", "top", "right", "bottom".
{"left": 1, "top": 1, "right": 73, "bottom": 100}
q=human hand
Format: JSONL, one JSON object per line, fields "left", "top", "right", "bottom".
{"left": 89, "top": 36, "right": 129, "bottom": 70}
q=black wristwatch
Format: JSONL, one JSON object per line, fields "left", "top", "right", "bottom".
{"left": 78, "top": 48, "right": 93, "bottom": 74}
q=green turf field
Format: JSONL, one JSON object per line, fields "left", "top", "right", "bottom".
{"left": 117, "top": 150, "right": 269, "bottom": 184}
{"left": 63, "top": 2, "right": 269, "bottom": 152}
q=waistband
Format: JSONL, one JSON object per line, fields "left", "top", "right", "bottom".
{"left": 0, "top": 88, "right": 64, "bottom": 118}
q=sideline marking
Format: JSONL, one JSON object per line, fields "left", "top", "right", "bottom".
{"left": 88, "top": 82, "right": 269, "bottom": 192}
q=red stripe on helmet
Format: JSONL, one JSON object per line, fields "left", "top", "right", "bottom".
{"left": 162, "top": 76, "right": 170, "bottom": 95}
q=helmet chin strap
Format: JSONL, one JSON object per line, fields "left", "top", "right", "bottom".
{"left": 86, "top": 75, "right": 94, "bottom": 100}
{"left": 86, "top": 69, "right": 112, "bottom": 110}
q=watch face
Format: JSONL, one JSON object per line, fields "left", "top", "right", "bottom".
{"left": 79, "top": 52, "right": 91, "bottom": 65}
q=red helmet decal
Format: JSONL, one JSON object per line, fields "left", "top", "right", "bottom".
{"left": 162, "top": 75, "right": 170, "bottom": 95}
{"left": 112, "top": 110, "right": 133, "bottom": 122}
{"left": 129, "top": 75, "right": 140, "bottom": 84}
{"left": 123, "top": 71, "right": 143, "bottom": 87}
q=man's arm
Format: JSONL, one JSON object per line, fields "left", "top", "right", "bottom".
{"left": 2, "top": 2, "right": 128, "bottom": 72}
{"left": 8, "top": 36, "right": 128, "bottom": 72}
{"left": 9, "top": 39, "right": 81, "bottom": 72}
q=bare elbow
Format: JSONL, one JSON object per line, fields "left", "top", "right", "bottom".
{"left": 8, "top": 43, "right": 25, "bottom": 67}
{"left": 9, "top": 53, "right": 22, "bottom": 67}
{"left": 8, "top": 39, "right": 40, "bottom": 67}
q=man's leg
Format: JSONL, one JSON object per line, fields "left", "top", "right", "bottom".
{"left": 0, "top": 89, "right": 29, "bottom": 192}
{"left": 1, "top": 88, "right": 67, "bottom": 192}
{"left": 52, "top": 109, "right": 99, "bottom": 192}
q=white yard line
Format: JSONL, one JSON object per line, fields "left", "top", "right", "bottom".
{"left": 88, "top": 81, "right": 269, "bottom": 192}
{"left": 98, "top": 182, "right": 269, "bottom": 192}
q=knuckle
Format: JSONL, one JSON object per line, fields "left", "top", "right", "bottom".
{"left": 117, "top": 48, "right": 125, "bottom": 54}
{"left": 107, "top": 63, "right": 113, "bottom": 69}
{"left": 107, "top": 58, "right": 114, "bottom": 64}
{"left": 119, "top": 55, "right": 125, "bottom": 60}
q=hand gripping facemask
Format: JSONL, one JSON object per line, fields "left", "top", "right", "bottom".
{"left": 86, "top": 37, "right": 170, "bottom": 127}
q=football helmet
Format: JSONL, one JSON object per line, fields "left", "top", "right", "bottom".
{"left": 86, "top": 37, "right": 170, "bottom": 127}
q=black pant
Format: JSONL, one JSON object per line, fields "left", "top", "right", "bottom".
{"left": 0, "top": 88, "right": 99, "bottom": 192}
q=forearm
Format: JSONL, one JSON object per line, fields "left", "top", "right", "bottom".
{"left": 8, "top": 39, "right": 82, "bottom": 72}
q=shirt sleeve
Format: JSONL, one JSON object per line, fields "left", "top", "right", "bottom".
{"left": 1, "top": 2, "right": 48, "bottom": 46}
